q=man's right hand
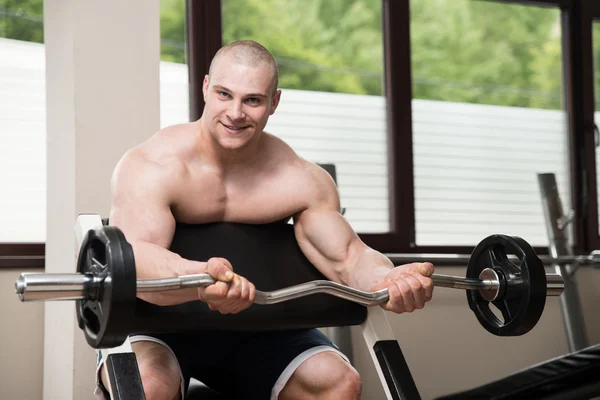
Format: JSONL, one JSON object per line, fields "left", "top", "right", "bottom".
{"left": 198, "top": 257, "right": 256, "bottom": 314}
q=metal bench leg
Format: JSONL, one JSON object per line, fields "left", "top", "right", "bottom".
{"left": 361, "top": 307, "right": 421, "bottom": 400}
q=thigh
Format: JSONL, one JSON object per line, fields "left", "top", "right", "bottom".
{"left": 215, "top": 329, "right": 347, "bottom": 400}
{"left": 152, "top": 330, "right": 245, "bottom": 397}
{"left": 279, "top": 351, "right": 360, "bottom": 399}
{"left": 98, "top": 338, "right": 183, "bottom": 400}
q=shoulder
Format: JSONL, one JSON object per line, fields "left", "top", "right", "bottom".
{"left": 142, "top": 122, "right": 199, "bottom": 165}
{"left": 300, "top": 160, "right": 340, "bottom": 208}
{"left": 122, "top": 122, "right": 198, "bottom": 170}
{"left": 111, "top": 123, "right": 196, "bottom": 194}
{"left": 263, "top": 133, "right": 340, "bottom": 210}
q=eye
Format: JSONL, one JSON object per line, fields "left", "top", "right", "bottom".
{"left": 245, "top": 97, "right": 260, "bottom": 105}
{"left": 218, "top": 91, "right": 230, "bottom": 98}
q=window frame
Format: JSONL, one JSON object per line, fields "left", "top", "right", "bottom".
{"left": 185, "top": 0, "right": 600, "bottom": 256}
{"left": 0, "top": 3, "right": 44, "bottom": 269}
{"left": 0, "top": 243, "right": 44, "bottom": 268}
{"left": 574, "top": 0, "right": 600, "bottom": 252}
{"left": 5, "top": 0, "right": 598, "bottom": 270}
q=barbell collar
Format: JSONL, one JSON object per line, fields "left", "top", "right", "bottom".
{"left": 431, "top": 274, "right": 495, "bottom": 291}
{"left": 15, "top": 273, "right": 91, "bottom": 302}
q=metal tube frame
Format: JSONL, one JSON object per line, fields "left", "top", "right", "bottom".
{"left": 538, "top": 173, "right": 589, "bottom": 352}
{"left": 385, "top": 252, "right": 600, "bottom": 270}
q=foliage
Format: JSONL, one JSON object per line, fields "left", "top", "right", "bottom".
{"left": 222, "top": 0, "right": 384, "bottom": 95}
{"left": 3, "top": 0, "right": 600, "bottom": 110}
{"left": 159, "top": 0, "right": 186, "bottom": 63}
{"left": 410, "top": 0, "right": 562, "bottom": 109}
{"left": 1, "top": 0, "right": 43, "bottom": 43}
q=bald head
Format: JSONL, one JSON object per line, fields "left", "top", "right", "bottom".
{"left": 208, "top": 40, "right": 279, "bottom": 95}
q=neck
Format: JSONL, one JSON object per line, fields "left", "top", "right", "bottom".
{"left": 196, "top": 117, "right": 264, "bottom": 170}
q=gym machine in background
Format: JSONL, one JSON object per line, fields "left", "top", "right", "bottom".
{"left": 537, "top": 173, "right": 588, "bottom": 352}
{"left": 381, "top": 173, "right": 592, "bottom": 353}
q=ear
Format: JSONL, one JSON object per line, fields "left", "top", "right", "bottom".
{"left": 269, "top": 89, "right": 282, "bottom": 115}
{"left": 202, "top": 75, "right": 209, "bottom": 101}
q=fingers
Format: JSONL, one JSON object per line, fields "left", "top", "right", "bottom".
{"left": 198, "top": 280, "right": 229, "bottom": 303}
{"left": 405, "top": 275, "right": 427, "bottom": 310}
{"left": 229, "top": 278, "right": 256, "bottom": 314}
{"left": 199, "top": 258, "right": 255, "bottom": 314}
{"left": 218, "top": 274, "right": 243, "bottom": 313}
{"left": 417, "top": 262, "right": 434, "bottom": 277}
{"left": 381, "top": 262, "right": 435, "bottom": 314}
{"left": 410, "top": 262, "right": 434, "bottom": 303}
{"left": 206, "top": 257, "right": 234, "bottom": 282}
{"left": 217, "top": 276, "right": 255, "bottom": 314}
{"left": 382, "top": 278, "right": 404, "bottom": 312}
{"left": 383, "top": 278, "right": 416, "bottom": 313}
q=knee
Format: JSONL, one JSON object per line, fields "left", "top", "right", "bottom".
{"left": 140, "top": 370, "right": 181, "bottom": 400}
{"left": 283, "top": 352, "right": 362, "bottom": 399}
{"left": 337, "top": 365, "right": 362, "bottom": 396}
{"left": 312, "top": 358, "right": 361, "bottom": 397}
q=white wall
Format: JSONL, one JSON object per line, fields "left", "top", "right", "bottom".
{"left": 0, "top": 268, "right": 45, "bottom": 400}
{"left": 0, "top": 37, "right": 576, "bottom": 247}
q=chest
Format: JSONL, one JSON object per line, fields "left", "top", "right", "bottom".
{"left": 171, "top": 168, "right": 308, "bottom": 224}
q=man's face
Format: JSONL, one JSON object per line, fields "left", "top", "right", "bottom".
{"left": 202, "top": 56, "right": 281, "bottom": 151}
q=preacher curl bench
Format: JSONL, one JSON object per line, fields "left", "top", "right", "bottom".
{"left": 14, "top": 213, "right": 600, "bottom": 400}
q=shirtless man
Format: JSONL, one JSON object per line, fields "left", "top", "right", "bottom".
{"left": 97, "top": 40, "right": 435, "bottom": 400}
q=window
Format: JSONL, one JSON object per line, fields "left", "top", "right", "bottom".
{"left": 221, "top": 0, "right": 390, "bottom": 233}
{"left": 410, "top": 0, "right": 568, "bottom": 247}
{"left": 0, "top": 1, "right": 190, "bottom": 261}
{"left": 0, "top": 1, "right": 45, "bottom": 243}
{"left": 159, "top": 0, "right": 190, "bottom": 127}
{"left": 593, "top": 21, "right": 600, "bottom": 235}
{"left": 0, "top": 1, "right": 43, "bottom": 43}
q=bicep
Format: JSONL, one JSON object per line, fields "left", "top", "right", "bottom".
{"left": 292, "top": 166, "right": 366, "bottom": 283}
{"left": 108, "top": 154, "right": 176, "bottom": 249}
{"left": 294, "top": 208, "right": 365, "bottom": 284}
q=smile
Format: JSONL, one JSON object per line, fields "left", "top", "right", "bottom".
{"left": 221, "top": 122, "right": 250, "bottom": 132}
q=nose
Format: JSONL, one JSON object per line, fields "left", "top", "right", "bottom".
{"left": 226, "top": 100, "right": 244, "bottom": 121}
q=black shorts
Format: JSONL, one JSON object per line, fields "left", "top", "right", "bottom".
{"left": 136, "top": 328, "right": 347, "bottom": 400}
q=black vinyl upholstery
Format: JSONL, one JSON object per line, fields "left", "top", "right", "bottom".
{"left": 437, "top": 343, "right": 600, "bottom": 400}
{"left": 185, "top": 379, "right": 225, "bottom": 400}
{"left": 130, "top": 221, "right": 367, "bottom": 335}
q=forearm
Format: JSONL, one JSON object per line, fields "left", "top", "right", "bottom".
{"left": 294, "top": 209, "right": 395, "bottom": 291}
{"left": 131, "top": 240, "right": 206, "bottom": 306}
{"left": 347, "top": 247, "right": 395, "bottom": 292}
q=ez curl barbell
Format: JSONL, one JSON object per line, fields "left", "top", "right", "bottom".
{"left": 15, "top": 226, "right": 564, "bottom": 348}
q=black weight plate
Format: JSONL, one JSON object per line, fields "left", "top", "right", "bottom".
{"left": 466, "top": 234, "right": 546, "bottom": 336}
{"left": 75, "top": 226, "right": 136, "bottom": 348}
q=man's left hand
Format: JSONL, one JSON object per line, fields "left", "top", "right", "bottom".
{"left": 374, "top": 262, "right": 435, "bottom": 313}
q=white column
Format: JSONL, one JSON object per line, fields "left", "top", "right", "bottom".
{"left": 43, "top": 1, "right": 160, "bottom": 398}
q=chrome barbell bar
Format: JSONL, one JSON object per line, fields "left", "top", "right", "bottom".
{"left": 15, "top": 270, "right": 565, "bottom": 306}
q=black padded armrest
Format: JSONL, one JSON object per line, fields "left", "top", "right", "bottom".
{"left": 436, "top": 343, "right": 600, "bottom": 400}
{"left": 131, "top": 222, "right": 367, "bottom": 334}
